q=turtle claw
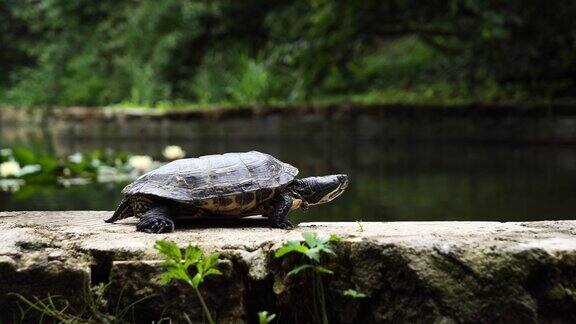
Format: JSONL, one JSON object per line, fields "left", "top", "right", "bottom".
{"left": 272, "top": 220, "right": 294, "bottom": 230}
{"left": 280, "top": 221, "right": 294, "bottom": 230}
{"left": 136, "top": 216, "right": 174, "bottom": 233}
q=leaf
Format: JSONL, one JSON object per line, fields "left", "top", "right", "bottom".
{"left": 38, "top": 157, "right": 58, "bottom": 173}
{"left": 316, "top": 234, "right": 330, "bottom": 246}
{"left": 302, "top": 232, "right": 319, "bottom": 248}
{"left": 286, "top": 264, "right": 314, "bottom": 277}
{"left": 258, "top": 311, "right": 276, "bottom": 324}
{"left": 12, "top": 148, "right": 37, "bottom": 165}
{"left": 160, "top": 258, "right": 179, "bottom": 268}
{"left": 343, "top": 289, "right": 367, "bottom": 299}
{"left": 202, "top": 252, "right": 220, "bottom": 270}
{"left": 313, "top": 265, "right": 333, "bottom": 275}
{"left": 203, "top": 268, "right": 222, "bottom": 278}
{"left": 274, "top": 244, "right": 308, "bottom": 258}
{"left": 191, "top": 255, "right": 222, "bottom": 287}
{"left": 304, "top": 247, "right": 321, "bottom": 262}
{"left": 191, "top": 273, "right": 203, "bottom": 289}
{"left": 159, "top": 271, "right": 177, "bottom": 284}
{"left": 157, "top": 241, "right": 223, "bottom": 292}
{"left": 154, "top": 240, "right": 182, "bottom": 262}
{"left": 285, "top": 240, "right": 301, "bottom": 246}
{"left": 329, "top": 234, "right": 341, "bottom": 242}
{"left": 319, "top": 246, "right": 336, "bottom": 257}
{"left": 159, "top": 268, "right": 188, "bottom": 284}
{"left": 183, "top": 245, "right": 202, "bottom": 267}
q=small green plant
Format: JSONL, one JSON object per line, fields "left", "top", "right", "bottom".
{"left": 343, "top": 288, "right": 367, "bottom": 299}
{"left": 274, "top": 232, "right": 340, "bottom": 324}
{"left": 154, "top": 240, "right": 222, "bottom": 324}
{"left": 14, "top": 294, "right": 85, "bottom": 323}
{"left": 11, "top": 283, "right": 153, "bottom": 323}
{"left": 258, "top": 310, "right": 276, "bottom": 324}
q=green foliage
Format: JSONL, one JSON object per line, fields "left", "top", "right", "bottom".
{"left": 155, "top": 240, "right": 223, "bottom": 289}
{"left": 423, "top": 1, "right": 576, "bottom": 83}
{"left": 12, "top": 283, "right": 154, "bottom": 323}
{"left": 1, "top": 0, "right": 575, "bottom": 107}
{"left": 155, "top": 240, "right": 222, "bottom": 324}
{"left": 14, "top": 294, "right": 84, "bottom": 323}
{"left": 343, "top": 289, "right": 367, "bottom": 299}
{"left": 190, "top": 50, "right": 232, "bottom": 104}
{"left": 275, "top": 232, "right": 339, "bottom": 263}
{"left": 189, "top": 48, "right": 272, "bottom": 105}
{"left": 228, "top": 56, "right": 271, "bottom": 105}
{"left": 258, "top": 311, "right": 276, "bottom": 324}
{"left": 275, "top": 232, "right": 340, "bottom": 324}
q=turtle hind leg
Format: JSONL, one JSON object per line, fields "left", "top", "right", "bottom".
{"left": 105, "top": 197, "right": 133, "bottom": 223}
{"left": 136, "top": 204, "right": 175, "bottom": 233}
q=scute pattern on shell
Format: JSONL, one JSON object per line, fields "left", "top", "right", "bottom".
{"left": 121, "top": 151, "right": 298, "bottom": 201}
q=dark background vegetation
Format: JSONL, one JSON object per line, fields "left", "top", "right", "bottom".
{"left": 1, "top": 0, "right": 575, "bottom": 108}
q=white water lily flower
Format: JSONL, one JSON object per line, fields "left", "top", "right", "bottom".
{"left": 91, "top": 159, "right": 103, "bottom": 168}
{"left": 68, "top": 152, "right": 84, "bottom": 164}
{"left": 162, "top": 145, "right": 186, "bottom": 160}
{"left": 0, "top": 149, "right": 13, "bottom": 157}
{"left": 128, "top": 155, "right": 153, "bottom": 172}
{"left": 0, "top": 161, "right": 21, "bottom": 178}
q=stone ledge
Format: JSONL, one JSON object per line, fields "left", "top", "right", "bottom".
{"left": 1, "top": 211, "right": 576, "bottom": 323}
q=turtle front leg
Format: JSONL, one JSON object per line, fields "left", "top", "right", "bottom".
{"left": 268, "top": 193, "right": 294, "bottom": 229}
{"left": 136, "top": 205, "right": 175, "bottom": 233}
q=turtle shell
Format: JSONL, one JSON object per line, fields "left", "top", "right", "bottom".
{"left": 122, "top": 151, "right": 298, "bottom": 202}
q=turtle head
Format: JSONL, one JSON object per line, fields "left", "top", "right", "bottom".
{"left": 291, "top": 174, "right": 349, "bottom": 206}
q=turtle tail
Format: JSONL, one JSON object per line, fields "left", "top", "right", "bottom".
{"left": 105, "top": 197, "right": 133, "bottom": 223}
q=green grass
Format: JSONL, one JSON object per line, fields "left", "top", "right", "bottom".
{"left": 102, "top": 82, "right": 534, "bottom": 113}
{"left": 11, "top": 283, "right": 155, "bottom": 323}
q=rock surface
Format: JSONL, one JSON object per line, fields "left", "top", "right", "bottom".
{"left": 2, "top": 211, "right": 576, "bottom": 323}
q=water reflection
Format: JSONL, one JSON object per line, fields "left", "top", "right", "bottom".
{"left": 1, "top": 123, "right": 575, "bottom": 223}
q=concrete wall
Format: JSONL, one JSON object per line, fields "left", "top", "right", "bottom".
{"left": 3, "top": 104, "right": 576, "bottom": 144}
{"left": 1, "top": 211, "right": 576, "bottom": 323}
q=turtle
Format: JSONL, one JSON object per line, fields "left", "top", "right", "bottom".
{"left": 105, "top": 151, "right": 349, "bottom": 233}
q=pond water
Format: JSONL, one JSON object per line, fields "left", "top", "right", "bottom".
{"left": 1, "top": 119, "right": 576, "bottom": 223}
